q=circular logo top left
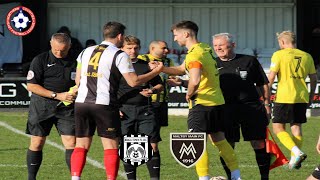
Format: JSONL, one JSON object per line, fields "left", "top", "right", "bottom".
{"left": 6, "top": 6, "right": 36, "bottom": 36}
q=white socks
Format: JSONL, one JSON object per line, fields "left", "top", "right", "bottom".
{"left": 71, "top": 176, "right": 80, "bottom": 180}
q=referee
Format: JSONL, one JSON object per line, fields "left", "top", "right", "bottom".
{"left": 213, "top": 33, "right": 271, "bottom": 180}
{"left": 26, "top": 33, "right": 77, "bottom": 180}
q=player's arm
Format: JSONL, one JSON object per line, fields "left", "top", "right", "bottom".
{"left": 75, "top": 62, "right": 81, "bottom": 87}
{"left": 317, "top": 134, "right": 320, "bottom": 154}
{"left": 309, "top": 73, "right": 317, "bottom": 104}
{"left": 257, "top": 83, "right": 271, "bottom": 119}
{"left": 27, "top": 83, "right": 73, "bottom": 103}
{"left": 27, "top": 56, "right": 73, "bottom": 102}
{"left": 186, "top": 61, "right": 202, "bottom": 101}
{"left": 268, "top": 71, "right": 277, "bottom": 87}
{"left": 122, "top": 62, "right": 163, "bottom": 87}
{"left": 162, "top": 61, "right": 186, "bottom": 76}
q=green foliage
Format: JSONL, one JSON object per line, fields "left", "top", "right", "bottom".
{"left": 0, "top": 112, "right": 318, "bottom": 180}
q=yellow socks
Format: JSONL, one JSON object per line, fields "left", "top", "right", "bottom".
{"left": 215, "top": 139, "right": 238, "bottom": 171}
{"left": 276, "top": 131, "right": 296, "bottom": 151}
{"left": 196, "top": 148, "right": 209, "bottom": 177}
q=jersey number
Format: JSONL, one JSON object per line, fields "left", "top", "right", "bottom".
{"left": 294, "top": 56, "right": 302, "bottom": 72}
{"left": 89, "top": 52, "right": 102, "bottom": 70}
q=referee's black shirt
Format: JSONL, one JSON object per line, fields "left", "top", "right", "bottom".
{"left": 216, "top": 54, "right": 268, "bottom": 103}
{"left": 27, "top": 50, "right": 77, "bottom": 93}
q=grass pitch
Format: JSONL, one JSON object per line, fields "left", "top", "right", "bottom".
{"left": 0, "top": 110, "right": 319, "bottom": 180}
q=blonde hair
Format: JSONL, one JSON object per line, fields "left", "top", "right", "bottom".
{"left": 276, "top": 30, "right": 296, "bottom": 44}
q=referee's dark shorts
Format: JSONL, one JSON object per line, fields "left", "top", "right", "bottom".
{"left": 26, "top": 94, "right": 75, "bottom": 137}
{"left": 223, "top": 101, "right": 269, "bottom": 142}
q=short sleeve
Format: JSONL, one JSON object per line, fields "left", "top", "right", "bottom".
{"left": 307, "top": 54, "right": 316, "bottom": 74}
{"left": 116, "top": 52, "right": 135, "bottom": 74}
{"left": 270, "top": 52, "right": 280, "bottom": 72}
{"left": 27, "top": 55, "right": 44, "bottom": 85}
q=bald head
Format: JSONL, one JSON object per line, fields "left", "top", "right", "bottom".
{"left": 149, "top": 40, "right": 169, "bottom": 58}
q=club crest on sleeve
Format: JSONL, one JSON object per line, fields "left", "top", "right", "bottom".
{"left": 119, "top": 134, "right": 153, "bottom": 167}
{"left": 70, "top": 72, "right": 76, "bottom": 80}
{"left": 170, "top": 132, "right": 206, "bottom": 168}
{"left": 26, "top": 70, "right": 34, "bottom": 80}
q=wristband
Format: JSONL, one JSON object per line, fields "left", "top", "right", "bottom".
{"left": 264, "top": 103, "right": 271, "bottom": 107}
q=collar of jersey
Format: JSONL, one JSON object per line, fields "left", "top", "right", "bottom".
{"left": 188, "top": 43, "right": 201, "bottom": 54}
{"left": 147, "top": 54, "right": 163, "bottom": 61}
{"left": 101, "top": 41, "right": 117, "bottom": 48}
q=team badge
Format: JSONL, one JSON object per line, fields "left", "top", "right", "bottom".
{"left": 170, "top": 132, "right": 206, "bottom": 168}
{"left": 6, "top": 6, "right": 36, "bottom": 36}
{"left": 119, "top": 134, "right": 153, "bottom": 167}
{"left": 70, "top": 72, "right": 76, "bottom": 80}
{"left": 26, "top": 70, "right": 34, "bottom": 80}
{"left": 239, "top": 70, "right": 248, "bottom": 80}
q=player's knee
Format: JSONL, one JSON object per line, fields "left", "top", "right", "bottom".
{"left": 151, "top": 143, "right": 158, "bottom": 152}
{"left": 29, "top": 137, "right": 46, "bottom": 150}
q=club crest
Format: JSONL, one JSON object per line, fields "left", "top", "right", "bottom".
{"left": 119, "top": 134, "right": 153, "bottom": 167}
{"left": 170, "top": 132, "right": 206, "bottom": 168}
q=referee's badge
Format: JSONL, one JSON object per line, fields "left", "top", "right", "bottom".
{"left": 26, "top": 70, "right": 34, "bottom": 80}
{"left": 70, "top": 72, "right": 76, "bottom": 80}
{"left": 119, "top": 134, "right": 153, "bottom": 167}
{"left": 170, "top": 132, "right": 206, "bottom": 168}
{"left": 239, "top": 70, "right": 248, "bottom": 80}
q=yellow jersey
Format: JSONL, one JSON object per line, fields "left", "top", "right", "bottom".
{"left": 185, "top": 43, "right": 225, "bottom": 108}
{"left": 270, "top": 48, "right": 316, "bottom": 103}
{"left": 138, "top": 54, "right": 174, "bottom": 102}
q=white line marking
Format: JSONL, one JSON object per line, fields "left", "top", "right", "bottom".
{"left": 0, "top": 121, "right": 127, "bottom": 179}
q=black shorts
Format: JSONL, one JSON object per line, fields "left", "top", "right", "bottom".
{"left": 152, "top": 102, "right": 168, "bottom": 127}
{"left": 26, "top": 94, "right": 75, "bottom": 136}
{"left": 74, "top": 103, "right": 121, "bottom": 138}
{"left": 223, "top": 101, "right": 268, "bottom": 142}
{"left": 311, "top": 164, "right": 320, "bottom": 179}
{"left": 272, "top": 103, "right": 307, "bottom": 123}
{"left": 188, "top": 104, "right": 225, "bottom": 133}
{"left": 120, "top": 104, "right": 160, "bottom": 143}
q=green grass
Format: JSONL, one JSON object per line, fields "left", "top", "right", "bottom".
{"left": 0, "top": 111, "right": 319, "bottom": 180}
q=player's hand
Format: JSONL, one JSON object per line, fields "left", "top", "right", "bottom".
{"left": 148, "top": 61, "right": 159, "bottom": 70}
{"left": 57, "top": 92, "right": 73, "bottom": 103}
{"left": 140, "top": 89, "right": 153, "bottom": 97}
{"left": 167, "top": 76, "right": 182, "bottom": 86}
{"left": 153, "top": 61, "right": 164, "bottom": 72}
{"left": 264, "top": 105, "right": 271, "bottom": 122}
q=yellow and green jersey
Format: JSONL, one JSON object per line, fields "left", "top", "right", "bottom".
{"left": 270, "top": 48, "right": 316, "bottom": 103}
{"left": 185, "top": 43, "right": 225, "bottom": 108}
{"left": 138, "top": 54, "right": 174, "bottom": 102}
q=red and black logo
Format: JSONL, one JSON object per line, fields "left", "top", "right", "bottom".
{"left": 6, "top": 6, "right": 36, "bottom": 36}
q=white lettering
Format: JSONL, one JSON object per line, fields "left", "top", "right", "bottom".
{"left": 21, "top": 83, "right": 32, "bottom": 97}
{"left": 0, "top": 83, "right": 16, "bottom": 97}
{"left": 169, "top": 86, "right": 188, "bottom": 94}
